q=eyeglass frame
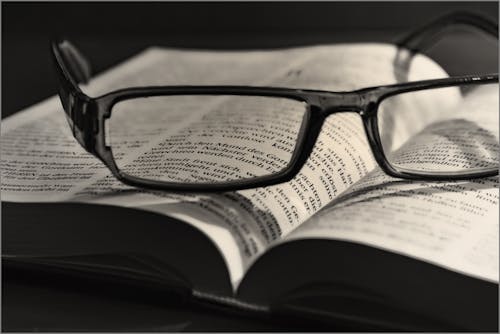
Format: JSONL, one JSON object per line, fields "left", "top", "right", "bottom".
{"left": 51, "top": 11, "right": 499, "bottom": 192}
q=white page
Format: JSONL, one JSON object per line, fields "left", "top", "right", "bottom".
{"left": 286, "top": 85, "right": 499, "bottom": 282}
{"left": 1, "top": 43, "right": 453, "bottom": 286}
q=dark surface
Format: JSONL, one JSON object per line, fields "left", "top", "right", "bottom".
{"left": 238, "top": 239, "right": 498, "bottom": 331}
{"left": 2, "top": 2, "right": 498, "bottom": 332}
{"left": 2, "top": 203, "right": 298, "bottom": 332}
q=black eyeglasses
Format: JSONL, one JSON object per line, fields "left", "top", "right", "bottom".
{"left": 52, "top": 11, "right": 499, "bottom": 192}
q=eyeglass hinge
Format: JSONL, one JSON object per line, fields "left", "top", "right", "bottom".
{"left": 71, "top": 94, "right": 97, "bottom": 154}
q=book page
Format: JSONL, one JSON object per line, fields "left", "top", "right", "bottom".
{"left": 1, "top": 43, "right": 454, "bottom": 286}
{"left": 285, "top": 85, "right": 499, "bottom": 282}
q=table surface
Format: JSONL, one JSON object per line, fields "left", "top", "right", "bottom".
{"left": 2, "top": 2, "right": 498, "bottom": 331}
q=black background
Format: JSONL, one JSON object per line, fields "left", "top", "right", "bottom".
{"left": 2, "top": 1, "right": 499, "bottom": 331}
{"left": 2, "top": 2, "right": 498, "bottom": 118}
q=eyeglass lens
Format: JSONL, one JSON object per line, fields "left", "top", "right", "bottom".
{"left": 107, "top": 95, "right": 308, "bottom": 184}
{"left": 378, "top": 82, "right": 499, "bottom": 175}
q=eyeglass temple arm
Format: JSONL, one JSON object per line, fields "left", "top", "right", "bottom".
{"left": 52, "top": 40, "right": 95, "bottom": 152}
{"left": 396, "top": 11, "right": 498, "bottom": 54}
{"left": 55, "top": 40, "right": 92, "bottom": 85}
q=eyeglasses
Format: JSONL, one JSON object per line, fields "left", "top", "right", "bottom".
{"left": 52, "top": 12, "right": 499, "bottom": 192}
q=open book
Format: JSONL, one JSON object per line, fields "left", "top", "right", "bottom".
{"left": 2, "top": 43, "right": 498, "bottom": 330}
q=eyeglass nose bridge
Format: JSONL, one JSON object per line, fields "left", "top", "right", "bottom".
{"left": 316, "top": 93, "right": 366, "bottom": 116}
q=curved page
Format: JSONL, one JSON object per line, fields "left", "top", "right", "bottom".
{"left": 286, "top": 85, "right": 499, "bottom": 282}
